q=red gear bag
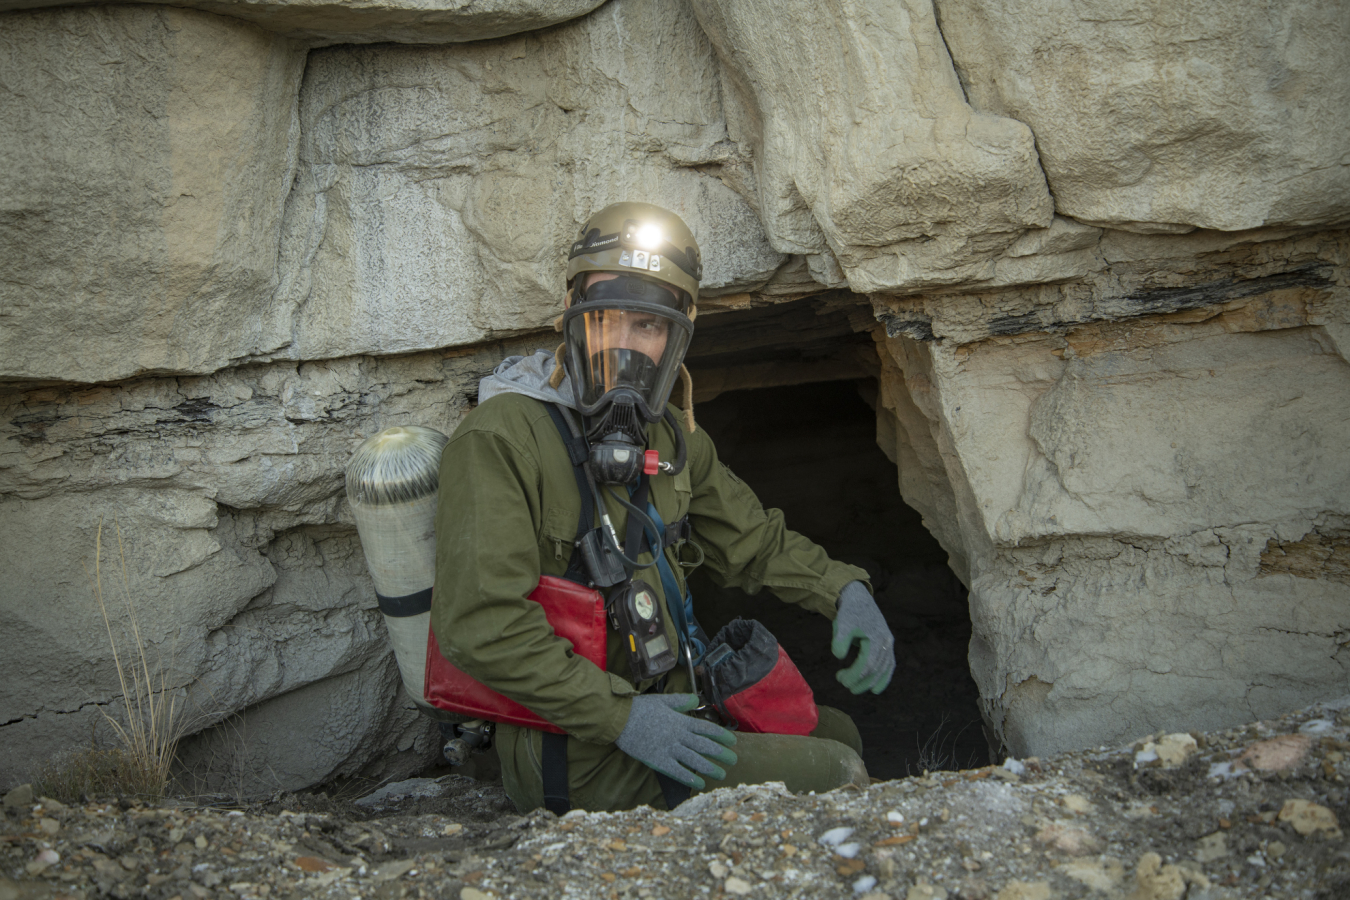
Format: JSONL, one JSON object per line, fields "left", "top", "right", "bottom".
{"left": 424, "top": 575, "right": 607, "bottom": 733}
{"left": 700, "top": 618, "right": 818, "bottom": 736}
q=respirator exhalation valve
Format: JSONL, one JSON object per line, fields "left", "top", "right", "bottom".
{"left": 587, "top": 393, "right": 648, "bottom": 484}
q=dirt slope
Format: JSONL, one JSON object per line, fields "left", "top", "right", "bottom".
{"left": 4, "top": 698, "right": 1349, "bottom": 899}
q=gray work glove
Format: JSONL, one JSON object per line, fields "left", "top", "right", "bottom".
{"left": 615, "top": 694, "right": 738, "bottom": 789}
{"left": 831, "top": 581, "right": 896, "bottom": 695}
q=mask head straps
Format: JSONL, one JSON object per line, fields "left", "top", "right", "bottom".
{"left": 576, "top": 273, "right": 689, "bottom": 313}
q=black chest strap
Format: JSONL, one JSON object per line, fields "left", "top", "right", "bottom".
{"left": 541, "top": 731, "right": 571, "bottom": 816}
{"left": 624, "top": 475, "right": 652, "bottom": 560}
{"left": 544, "top": 403, "right": 595, "bottom": 585}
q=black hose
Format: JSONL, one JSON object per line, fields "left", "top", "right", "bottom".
{"left": 582, "top": 466, "right": 654, "bottom": 572}
{"left": 662, "top": 410, "right": 688, "bottom": 475}
{"left": 603, "top": 484, "right": 663, "bottom": 541}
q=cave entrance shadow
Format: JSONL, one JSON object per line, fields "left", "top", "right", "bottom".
{"left": 685, "top": 378, "right": 989, "bottom": 781}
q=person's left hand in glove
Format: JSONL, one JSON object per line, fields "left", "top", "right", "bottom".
{"left": 831, "top": 580, "right": 896, "bottom": 694}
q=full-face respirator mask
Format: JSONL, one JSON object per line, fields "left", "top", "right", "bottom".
{"left": 563, "top": 204, "right": 702, "bottom": 485}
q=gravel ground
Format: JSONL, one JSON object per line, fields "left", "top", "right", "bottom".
{"left": 4, "top": 698, "right": 1349, "bottom": 900}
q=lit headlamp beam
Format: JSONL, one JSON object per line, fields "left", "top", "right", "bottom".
{"left": 634, "top": 223, "right": 664, "bottom": 251}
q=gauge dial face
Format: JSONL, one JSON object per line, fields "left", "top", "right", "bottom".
{"left": 634, "top": 590, "right": 655, "bottom": 620}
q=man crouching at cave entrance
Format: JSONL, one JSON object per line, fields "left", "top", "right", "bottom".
{"left": 430, "top": 202, "right": 896, "bottom": 813}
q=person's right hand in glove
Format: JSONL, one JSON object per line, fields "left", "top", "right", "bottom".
{"left": 615, "top": 693, "right": 738, "bottom": 789}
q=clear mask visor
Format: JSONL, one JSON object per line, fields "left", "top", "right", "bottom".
{"left": 564, "top": 305, "right": 692, "bottom": 419}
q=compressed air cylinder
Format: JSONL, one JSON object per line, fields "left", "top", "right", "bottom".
{"left": 345, "top": 425, "right": 449, "bottom": 710}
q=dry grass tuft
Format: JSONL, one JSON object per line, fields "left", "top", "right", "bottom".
{"left": 907, "top": 712, "right": 981, "bottom": 777}
{"left": 34, "top": 744, "right": 155, "bottom": 804}
{"left": 35, "top": 519, "right": 185, "bottom": 802}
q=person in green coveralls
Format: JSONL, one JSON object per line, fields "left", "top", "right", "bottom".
{"left": 432, "top": 202, "right": 896, "bottom": 813}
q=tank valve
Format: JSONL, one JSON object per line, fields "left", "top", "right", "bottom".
{"left": 442, "top": 719, "right": 494, "bottom": 766}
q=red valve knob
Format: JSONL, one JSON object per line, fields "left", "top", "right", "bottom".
{"left": 643, "top": 450, "right": 660, "bottom": 475}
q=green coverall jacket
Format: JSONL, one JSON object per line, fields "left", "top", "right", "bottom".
{"left": 432, "top": 391, "right": 868, "bottom": 811}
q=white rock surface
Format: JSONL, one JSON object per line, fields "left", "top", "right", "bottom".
{"left": 0, "top": 0, "right": 607, "bottom": 44}
{"left": 936, "top": 0, "right": 1350, "bottom": 233}
{"left": 874, "top": 229, "right": 1350, "bottom": 757}
{"left": 1, "top": 0, "right": 1349, "bottom": 792}
{"left": 690, "top": 0, "right": 1055, "bottom": 293}
{"left": 0, "top": 6, "right": 305, "bottom": 383}
{"left": 274, "top": 1, "right": 784, "bottom": 363}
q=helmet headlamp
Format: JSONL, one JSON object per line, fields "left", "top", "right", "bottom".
{"left": 630, "top": 221, "right": 665, "bottom": 252}
{"left": 571, "top": 208, "right": 703, "bottom": 294}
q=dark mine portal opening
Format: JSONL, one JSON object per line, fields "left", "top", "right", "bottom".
{"left": 688, "top": 380, "right": 989, "bottom": 779}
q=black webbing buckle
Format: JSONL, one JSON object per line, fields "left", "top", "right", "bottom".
{"left": 662, "top": 516, "right": 692, "bottom": 549}
{"left": 663, "top": 516, "right": 704, "bottom": 569}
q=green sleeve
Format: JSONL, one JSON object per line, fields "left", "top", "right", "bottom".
{"left": 683, "top": 423, "right": 869, "bottom": 619}
{"left": 431, "top": 426, "right": 632, "bottom": 744}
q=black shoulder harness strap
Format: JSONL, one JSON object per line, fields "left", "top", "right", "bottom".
{"left": 545, "top": 403, "right": 595, "bottom": 585}
{"left": 541, "top": 404, "right": 589, "bottom": 816}
{"left": 540, "top": 403, "right": 594, "bottom": 816}
{"left": 624, "top": 475, "right": 652, "bottom": 560}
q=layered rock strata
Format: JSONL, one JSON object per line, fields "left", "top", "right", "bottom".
{"left": 1, "top": 0, "right": 1348, "bottom": 793}
{"left": 935, "top": 0, "right": 1350, "bottom": 233}
{"left": 688, "top": 0, "right": 1054, "bottom": 293}
{"left": 275, "top": 1, "right": 783, "bottom": 364}
{"left": 0, "top": 345, "right": 520, "bottom": 794}
{"left": 0, "top": 6, "right": 305, "bottom": 383}
{"left": 0, "top": 0, "right": 608, "bottom": 44}
{"left": 873, "top": 228, "right": 1350, "bottom": 757}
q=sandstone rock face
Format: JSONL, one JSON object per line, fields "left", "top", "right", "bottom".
{"left": 0, "top": 6, "right": 305, "bottom": 384}
{"left": 0, "top": 344, "right": 523, "bottom": 794}
{"left": 274, "top": 0, "right": 784, "bottom": 363}
{"left": 2, "top": 0, "right": 1349, "bottom": 792}
{"left": 0, "top": 1, "right": 784, "bottom": 385}
{"left": 0, "top": 0, "right": 607, "bottom": 45}
{"left": 689, "top": 0, "right": 1055, "bottom": 294}
{"left": 873, "top": 229, "right": 1350, "bottom": 755}
{"left": 936, "top": 0, "right": 1350, "bottom": 233}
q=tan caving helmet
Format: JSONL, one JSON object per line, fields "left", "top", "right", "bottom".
{"left": 566, "top": 201, "right": 702, "bottom": 308}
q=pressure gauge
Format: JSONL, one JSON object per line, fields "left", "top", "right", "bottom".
{"left": 609, "top": 578, "right": 678, "bottom": 682}
{"left": 634, "top": 588, "right": 655, "bottom": 620}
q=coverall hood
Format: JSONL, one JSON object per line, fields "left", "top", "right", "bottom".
{"left": 479, "top": 349, "right": 577, "bottom": 409}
